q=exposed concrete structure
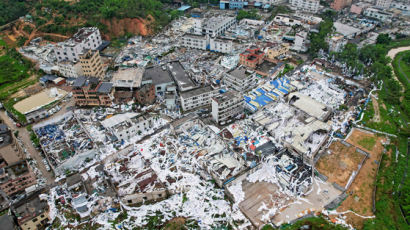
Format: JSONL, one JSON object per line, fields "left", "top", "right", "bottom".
{"left": 72, "top": 77, "right": 113, "bottom": 106}
{"left": 13, "top": 192, "right": 49, "bottom": 230}
{"left": 224, "top": 66, "right": 258, "bottom": 92}
{"left": 101, "top": 113, "right": 155, "bottom": 142}
{"left": 180, "top": 86, "right": 219, "bottom": 111}
{"left": 0, "top": 124, "right": 24, "bottom": 165}
{"left": 0, "top": 161, "right": 36, "bottom": 197}
{"left": 212, "top": 91, "right": 244, "bottom": 124}
{"left": 57, "top": 61, "right": 83, "bottom": 78}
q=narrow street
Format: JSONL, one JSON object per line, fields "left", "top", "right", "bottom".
{"left": 0, "top": 110, "right": 55, "bottom": 184}
{"left": 0, "top": 99, "right": 74, "bottom": 185}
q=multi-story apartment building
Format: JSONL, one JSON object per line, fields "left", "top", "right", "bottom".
{"left": 210, "top": 38, "right": 233, "bottom": 53}
{"left": 180, "top": 86, "right": 219, "bottom": 111}
{"left": 54, "top": 27, "right": 102, "bottom": 62}
{"left": 376, "top": 0, "right": 392, "bottom": 8}
{"left": 220, "top": 0, "right": 246, "bottom": 9}
{"left": 72, "top": 76, "right": 113, "bottom": 106}
{"left": 180, "top": 34, "right": 208, "bottom": 50}
{"left": 289, "top": 0, "right": 320, "bottom": 13}
{"left": 331, "top": 0, "right": 352, "bottom": 11}
{"left": 327, "top": 34, "right": 348, "bottom": 52}
{"left": 79, "top": 49, "right": 105, "bottom": 79}
{"left": 0, "top": 161, "right": 36, "bottom": 197}
{"left": 211, "top": 91, "right": 244, "bottom": 124}
{"left": 265, "top": 43, "right": 289, "bottom": 60}
{"left": 292, "top": 31, "right": 309, "bottom": 52}
{"left": 201, "top": 16, "right": 236, "bottom": 37}
{"left": 0, "top": 123, "right": 24, "bottom": 166}
{"left": 180, "top": 34, "right": 233, "bottom": 54}
{"left": 239, "top": 46, "right": 265, "bottom": 68}
{"left": 101, "top": 113, "right": 155, "bottom": 142}
{"left": 363, "top": 8, "right": 393, "bottom": 22}
{"left": 390, "top": 1, "right": 409, "bottom": 10}
{"left": 57, "top": 61, "right": 83, "bottom": 78}
{"left": 13, "top": 192, "right": 49, "bottom": 230}
{"left": 224, "top": 66, "right": 258, "bottom": 92}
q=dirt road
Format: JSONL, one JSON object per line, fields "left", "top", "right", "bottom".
{"left": 0, "top": 110, "right": 55, "bottom": 184}
{"left": 371, "top": 95, "right": 381, "bottom": 123}
{"left": 387, "top": 46, "right": 410, "bottom": 94}
{"left": 0, "top": 99, "right": 74, "bottom": 185}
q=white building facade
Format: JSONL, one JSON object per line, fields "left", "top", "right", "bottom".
{"left": 376, "top": 0, "right": 392, "bottom": 8}
{"left": 57, "top": 61, "right": 83, "bottom": 78}
{"left": 224, "top": 67, "right": 257, "bottom": 92}
{"left": 289, "top": 0, "right": 320, "bottom": 13}
{"left": 54, "top": 27, "right": 102, "bottom": 62}
{"left": 363, "top": 8, "right": 393, "bottom": 22}
{"left": 292, "top": 31, "right": 309, "bottom": 52}
{"left": 180, "top": 86, "right": 219, "bottom": 111}
{"left": 210, "top": 38, "right": 233, "bottom": 53}
{"left": 101, "top": 113, "right": 155, "bottom": 142}
{"left": 180, "top": 34, "right": 207, "bottom": 50}
{"left": 202, "top": 16, "right": 236, "bottom": 37}
{"left": 211, "top": 91, "right": 244, "bottom": 124}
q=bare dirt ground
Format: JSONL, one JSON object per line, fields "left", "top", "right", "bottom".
{"left": 330, "top": 128, "right": 386, "bottom": 229}
{"left": 316, "top": 141, "right": 366, "bottom": 188}
{"left": 10, "top": 82, "right": 42, "bottom": 98}
{"left": 371, "top": 95, "right": 381, "bottom": 123}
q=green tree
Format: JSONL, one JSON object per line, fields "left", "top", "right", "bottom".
{"left": 376, "top": 33, "right": 392, "bottom": 45}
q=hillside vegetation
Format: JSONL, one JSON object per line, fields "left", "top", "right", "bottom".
{"left": 0, "top": 0, "right": 32, "bottom": 26}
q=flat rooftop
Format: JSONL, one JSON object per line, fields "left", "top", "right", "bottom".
{"left": 143, "top": 65, "right": 174, "bottom": 85}
{"left": 14, "top": 88, "right": 68, "bottom": 115}
{"left": 334, "top": 22, "right": 361, "bottom": 37}
{"left": 288, "top": 92, "right": 330, "bottom": 121}
{"left": 204, "top": 16, "right": 235, "bottom": 30}
{"left": 112, "top": 68, "right": 141, "bottom": 88}
{"left": 255, "top": 60, "right": 277, "bottom": 74}
{"left": 184, "top": 33, "right": 207, "bottom": 40}
{"left": 213, "top": 90, "right": 241, "bottom": 104}
{"left": 180, "top": 86, "right": 214, "bottom": 99}
{"left": 227, "top": 66, "right": 253, "bottom": 80}
{"left": 168, "top": 61, "right": 196, "bottom": 90}
{"left": 14, "top": 193, "right": 48, "bottom": 224}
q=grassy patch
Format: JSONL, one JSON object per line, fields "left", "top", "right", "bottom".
{"left": 281, "top": 216, "right": 348, "bottom": 230}
{"left": 0, "top": 45, "right": 32, "bottom": 88}
{"left": 357, "top": 136, "right": 376, "bottom": 151}
{"left": 353, "top": 38, "right": 410, "bottom": 229}
{"left": 363, "top": 137, "right": 409, "bottom": 229}
{"left": 392, "top": 50, "right": 410, "bottom": 89}
{"left": 261, "top": 224, "right": 275, "bottom": 230}
{"left": 3, "top": 97, "right": 27, "bottom": 123}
